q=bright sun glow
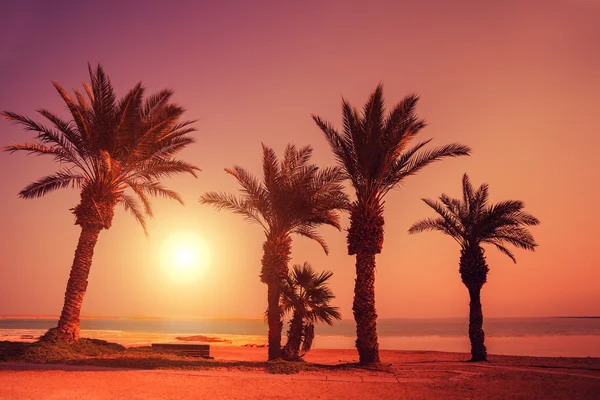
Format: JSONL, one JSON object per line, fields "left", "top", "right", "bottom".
{"left": 160, "top": 231, "right": 211, "bottom": 283}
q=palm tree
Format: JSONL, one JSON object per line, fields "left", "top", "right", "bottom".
{"left": 281, "top": 262, "right": 341, "bottom": 359}
{"left": 2, "top": 64, "right": 199, "bottom": 343}
{"left": 408, "top": 174, "right": 539, "bottom": 361}
{"left": 200, "top": 144, "right": 348, "bottom": 360}
{"left": 313, "top": 84, "right": 471, "bottom": 364}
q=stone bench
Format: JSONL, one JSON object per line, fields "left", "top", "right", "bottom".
{"left": 151, "top": 343, "right": 212, "bottom": 359}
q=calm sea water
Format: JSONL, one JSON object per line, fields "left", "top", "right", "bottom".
{"left": 2, "top": 317, "right": 599, "bottom": 357}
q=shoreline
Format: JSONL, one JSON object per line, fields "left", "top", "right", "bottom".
{"left": 2, "top": 329, "right": 600, "bottom": 358}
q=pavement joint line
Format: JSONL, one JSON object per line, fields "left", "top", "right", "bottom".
{"left": 3, "top": 362, "right": 599, "bottom": 381}
{"left": 470, "top": 363, "right": 600, "bottom": 380}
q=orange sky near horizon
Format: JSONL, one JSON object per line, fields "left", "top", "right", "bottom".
{"left": 0, "top": 0, "right": 598, "bottom": 320}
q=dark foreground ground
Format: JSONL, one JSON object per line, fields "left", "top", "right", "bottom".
{"left": 1, "top": 341, "right": 599, "bottom": 399}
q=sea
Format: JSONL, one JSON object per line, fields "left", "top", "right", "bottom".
{"left": 2, "top": 317, "right": 599, "bottom": 358}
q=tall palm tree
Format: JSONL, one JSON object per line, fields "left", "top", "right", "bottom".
{"left": 281, "top": 262, "right": 341, "bottom": 359}
{"left": 409, "top": 174, "right": 539, "bottom": 361}
{"left": 200, "top": 144, "right": 348, "bottom": 360}
{"left": 2, "top": 64, "right": 199, "bottom": 343}
{"left": 313, "top": 84, "right": 471, "bottom": 364}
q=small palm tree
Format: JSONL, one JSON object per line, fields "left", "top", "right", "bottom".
{"left": 408, "top": 174, "right": 539, "bottom": 361}
{"left": 281, "top": 262, "right": 341, "bottom": 359}
{"left": 313, "top": 84, "right": 471, "bottom": 364}
{"left": 2, "top": 64, "right": 199, "bottom": 343}
{"left": 200, "top": 144, "right": 348, "bottom": 360}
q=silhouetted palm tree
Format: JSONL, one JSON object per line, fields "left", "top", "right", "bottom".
{"left": 2, "top": 64, "right": 199, "bottom": 343}
{"left": 409, "top": 174, "right": 539, "bottom": 361}
{"left": 200, "top": 144, "right": 348, "bottom": 360}
{"left": 313, "top": 84, "right": 471, "bottom": 364}
{"left": 281, "top": 262, "right": 341, "bottom": 359}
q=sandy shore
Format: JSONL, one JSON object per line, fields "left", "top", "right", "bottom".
{"left": 1, "top": 347, "right": 599, "bottom": 399}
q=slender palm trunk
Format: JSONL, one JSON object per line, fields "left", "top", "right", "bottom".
{"left": 348, "top": 205, "right": 384, "bottom": 365}
{"left": 460, "top": 245, "right": 489, "bottom": 361}
{"left": 56, "top": 225, "right": 102, "bottom": 343}
{"left": 467, "top": 285, "right": 487, "bottom": 361}
{"left": 353, "top": 251, "right": 380, "bottom": 364}
{"left": 261, "top": 235, "right": 292, "bottom": 360}
{"left": 282, "top": 311, "right": 304, "bottom": 359}
{"left": 301, "top": 323, "right": 315, "bottom": 355}
{"left": 266, "top": 282, "right": 283, "bottom": 360}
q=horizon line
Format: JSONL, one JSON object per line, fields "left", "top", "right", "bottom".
{"left": 1, "top": 315, "right": 597, "bottom": 321}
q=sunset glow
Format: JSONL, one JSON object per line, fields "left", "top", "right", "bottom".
{"left": 0, "top": 0, "right": 598, "bottom": 321}
{"left": 160, "top": 232, "right": 211, "bottom": 283}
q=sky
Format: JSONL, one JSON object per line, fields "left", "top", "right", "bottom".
{"left": 0, "top": 0, "right": 598, "bottom": 320}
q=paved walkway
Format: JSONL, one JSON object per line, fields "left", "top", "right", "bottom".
{"left": 2, "top": 361, "right": 599, "bottom": 383}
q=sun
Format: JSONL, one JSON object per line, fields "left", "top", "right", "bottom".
{"left": 160, "top": 231, "right": 211, "bottom": 282}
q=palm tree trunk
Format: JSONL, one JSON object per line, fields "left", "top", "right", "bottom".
{"left": 261, "top": 235, "right": 292, "bottom": 360}
{"left": 56, "top": 225, "right": 102, "bottom": 343}
{"left": 348, "top": 205, "right": 384, "bottom": 365}
{"left": 353, "top": 251, "right": 380, "bottom": 364}
{"left": 266, "top": 282, "right": 283, "bottom": 360}
{"left": 282, "top": 311, "right": 303, "bottom": 359}
{"left": 467, "top": 285, "right": 487, "bottom": 361}
{"left": 460, "top": 245, "right": 489, "bottom": 361}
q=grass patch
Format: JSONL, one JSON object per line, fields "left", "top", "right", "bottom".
{"left": 0, "top": 331, "right": 379, "bottom": 376}
{"left": 266, "top": 360, "right": 307, "bottom": 374}
{"left": 0, "top": 336, "right": 316, "bottom": 374}
{"left": 12, "top": 329, "right": 126, "bottom": 363}
{"left": 0, "top": 341, "right": 29, "bottom": 362}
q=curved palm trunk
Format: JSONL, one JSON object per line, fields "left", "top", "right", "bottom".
{"left": 353, "top": 251, "right": 380, "bottom": 364}
{"left": 261, "top": 235, "right": 292, "bottom": 360}
{"left": 460, "top": 245, "right": 489, "bottom": 361}
{"left": 282, "top": 311, "right": 303, "bottom": 359}
{"left": 56, "top": 225, "right": 102, "bottom": 343}
{"left": 301, "top": 323, "right": 315, "bottom": 355}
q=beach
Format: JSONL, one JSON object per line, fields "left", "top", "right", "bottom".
{"left": 3, "top": 316, "right": 600, "bottom": 357}
{"left": 1, "top": 348, "right": 599, "bottom": 399}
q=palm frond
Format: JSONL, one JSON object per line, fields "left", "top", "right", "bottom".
{"left": 120, "top": 193, "right": 148, "bottom": 236}
{"left": 1, "top": 111, "right": 84, "bottom": 167}
{"left": 292, "top": 226, "right": 329, "bottom": 254}
{"left": 200, "top": 191, "right": 266, "bottom": 230}
{"left": 389, "top": 143, "right": 471, "bottom": 190}
{"left": 50, "top": 81, "right": 91, "bottom": 145}
{"left": 262, "top": 143, "right": 281, "bottom": 193}
{"left": 409, "top": 217, "right": 451, "bottom": 235}
{"left": 483, "top": 239, "right": 517, "bottom": 263}
{"left": 3, "top": 142, "right": 74, "bottom": 165}
{"left": 462, "top": 173, "right": 474, "bottom": 205}
{"left": 312, "top": 114, "right": 358, "bottom": 186}
{"left": 18, "top": 170, "right": 84, "bottom": 199}
{"left": 134, "top": 158, "right": 199, "bottom": 180}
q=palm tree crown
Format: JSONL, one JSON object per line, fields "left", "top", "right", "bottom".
{"left": 313, "top": 84, "right": 471, "bottom": 253}
{"left": 3, "top": 64, "right": 199, "bottom": 234}
{"left": 281, "top": 262, "right": 341, "bottom": 356}
{"left": 281, "top": 262, "right": 341, "bottom": 325}
{"left": 201, "top": 143, "right": 349, "bottom": 260}
{"left": 408, "top": 173, "right": 539, "bottom": 263}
